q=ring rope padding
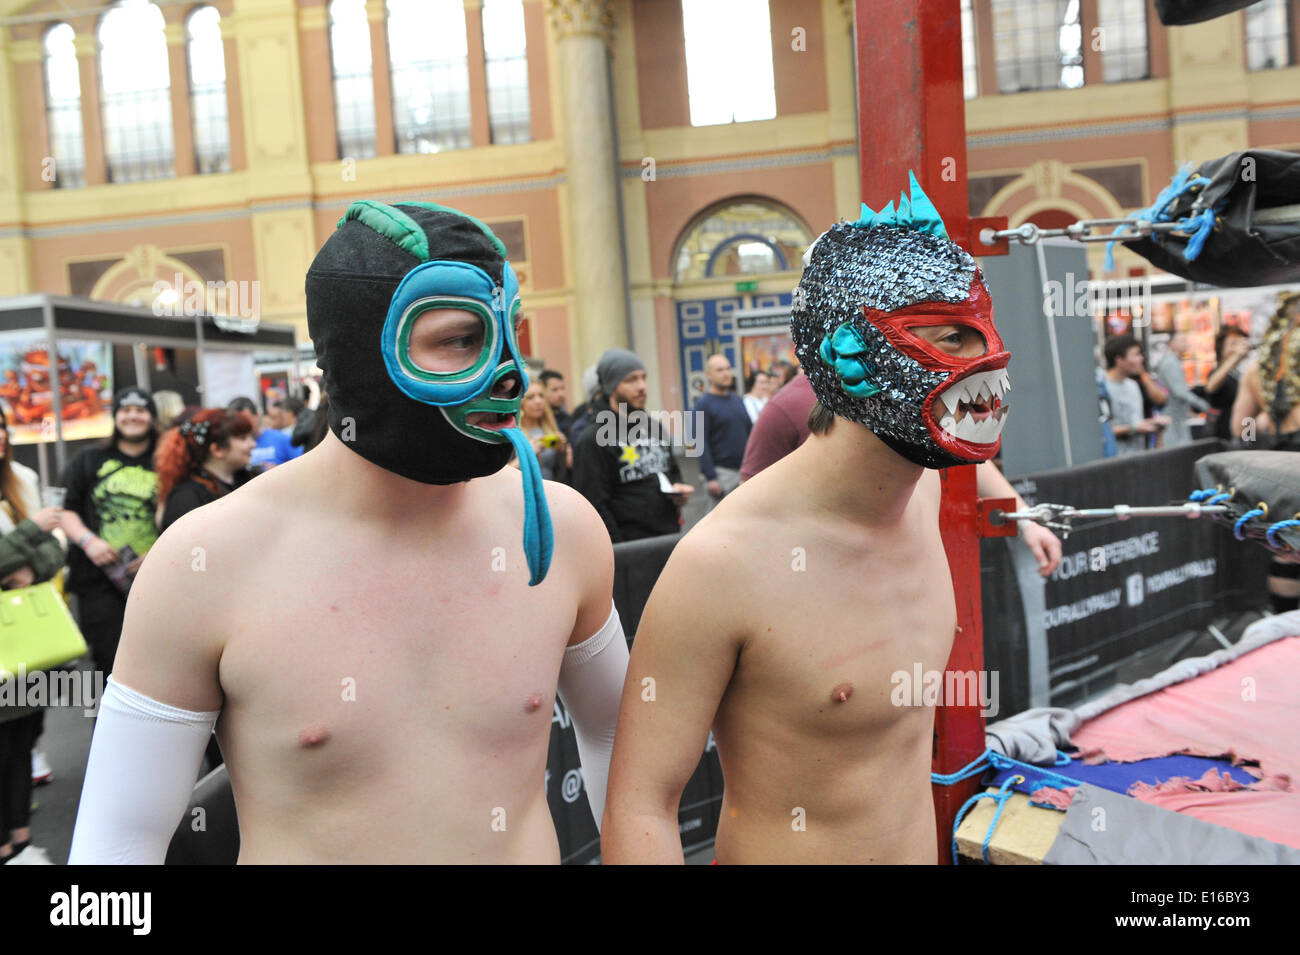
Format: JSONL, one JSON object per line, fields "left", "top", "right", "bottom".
{"left": 1234, "top": 506, "right": 1266, "bottom": 540}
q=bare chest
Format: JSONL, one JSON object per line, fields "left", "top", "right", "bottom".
{"left": 215, "top": 549, "right": 577, "bottom": 762}
{"left": 727, "top": 534, "right": 957, "bottom": 736}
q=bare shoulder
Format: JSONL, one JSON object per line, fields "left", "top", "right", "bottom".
{"left": 114, "top": 488, "right": 272, "bottom": 706}
{"left": 134, "top": 469, "right": 298, "bottom": 617}
{"left": 156, "top": 474, "right": 284, "bottom": 561}
{"left": 652, "top": 512, "right": 754, "bottom": 613}
{"left": 135, "top": 491, "right": 260, "bottom": 615}
{"left": 543, "top": 478, "right": 610, "bottom": 550}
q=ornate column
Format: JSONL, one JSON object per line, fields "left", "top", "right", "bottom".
{"left": 465, "top": 0, "right": 491, "bottom": 147}
{"left": 0, "top": 29, "right": 32, "bottom": 294}
{"left": 163, "top": 16, "right": 197, "bottom": 177}
{"left": 974, "top": 0, "right": 997, "bottom": 96}
{"left": 545, "top": 0, "right": 629, "bottom": 368}
{"left": 367, "top": 0, "right": 395, "bottom": 156}
{"left": 234, "top": 0, "right": 317, "bottom": 333}
{"left": 825, "top": 0, "right": 859, "bottom": 220}
{"left": 222, "top": 11, "right": 248, "bottom": 170}
{"left": 1079, "top": 0, "right": 1102, "bottom": 87}
{"left": 296, "top": 1, "right": 337, "bottom": 163}
{"left": 5, "top": 32, "right": 50, "bottom": 192}
{"left": 71, "top": 27, "right": 107, "bottom": 186}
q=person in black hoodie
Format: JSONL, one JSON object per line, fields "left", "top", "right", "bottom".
{"left": 572, "top": 349, "right": 693, "bottom": 542}
{"left": 57, "top": 387, "right": 160, "bottom": 678}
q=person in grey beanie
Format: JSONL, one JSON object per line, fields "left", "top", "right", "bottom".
{"left": 572, "top": 348, "right": 693, "bottom": 542}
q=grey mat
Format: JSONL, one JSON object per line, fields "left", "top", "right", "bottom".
{"left": 1043, "top": 783, "right": 1300, "bottom": 865}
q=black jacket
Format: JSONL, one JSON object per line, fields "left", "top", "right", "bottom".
{"left": 59, "top": 445, "right": 157, "bottom": 594}
{"left": 572, "top": 410, "right": 683, "bottom": 543}
{"left": 160, "top": 472, "right": 235, "bottom": 533}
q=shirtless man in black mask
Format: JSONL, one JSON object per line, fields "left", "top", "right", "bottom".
{"left": 71, "top": 202, "right": 628, "bottom": 863}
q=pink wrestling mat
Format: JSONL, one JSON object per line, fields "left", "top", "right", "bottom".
{"left": 1071, "top": 635, "right": 1300, "bottom": 849}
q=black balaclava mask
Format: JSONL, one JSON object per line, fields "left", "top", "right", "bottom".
{"left": 306, "top": 200, "right": 552, "bottom": 583}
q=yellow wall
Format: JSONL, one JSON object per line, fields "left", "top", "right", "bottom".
{"left": 1, "top": 0, "right": 1297, "bottom": 399}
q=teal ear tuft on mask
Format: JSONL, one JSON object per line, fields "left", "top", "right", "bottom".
{"left": 851, "top": 170, "right": 949, "bottom": 239}
{"left": 819, "top": 322, "right": 882, "bottom": 398}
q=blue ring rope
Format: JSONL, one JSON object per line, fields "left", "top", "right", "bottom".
{"left": 1234, "top": 507, "right": 1264, "bottom": 541}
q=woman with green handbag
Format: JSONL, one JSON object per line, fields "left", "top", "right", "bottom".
{"left": 0, "top": 404, "right": 68, "bottom": 865}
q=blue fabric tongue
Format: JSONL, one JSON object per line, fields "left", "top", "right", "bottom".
{"left": 504, "top": 428, "right": 553, "bottom": 586}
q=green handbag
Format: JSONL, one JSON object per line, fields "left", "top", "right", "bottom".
{"left": 0, "top": 581, "right": 88, "bottom": 679}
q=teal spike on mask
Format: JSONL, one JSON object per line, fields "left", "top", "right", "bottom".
{"left": 849, "top": 170, "right": 949, "bottom": 239}
{"left": 905, "top": 170, "right": 948, "bottom": 238}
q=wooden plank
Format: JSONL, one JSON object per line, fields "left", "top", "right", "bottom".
{"left": 954, "top": 789, "right": 1068, "bottom": 865}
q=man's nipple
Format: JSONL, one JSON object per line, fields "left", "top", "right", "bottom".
{"left": 298, "top": 725, "right": 331, "bottom": 748}
{"left": 830, "top": 683, "right": 853, "bottom": 704}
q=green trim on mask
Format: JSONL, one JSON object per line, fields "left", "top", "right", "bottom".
{"left": 444, "top": 364, "right": 524, "bottom": 443}
{"left": 394, "top": 296, "right": 498, "bottom": 386}
{"left": 398, "top": 200, "right": 509, "bottom": 260}
{"left": 338, "top": 200, "right": 431, "bottom": 261}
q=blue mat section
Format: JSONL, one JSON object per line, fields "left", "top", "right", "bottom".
{"left": 989, "top": 753, "right": 1259, "bottom": 806}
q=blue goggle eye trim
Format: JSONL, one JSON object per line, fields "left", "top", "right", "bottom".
{"left": 382, "top": 260, "right": 524, "bottom": 406}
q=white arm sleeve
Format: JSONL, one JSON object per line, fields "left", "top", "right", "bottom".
{"left": 556, "top": 600, "right": 628, "bottom": 832}
{"left": 68, "top": 676, "right": 219, "bottom": 865}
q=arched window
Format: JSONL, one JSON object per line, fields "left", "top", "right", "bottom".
{"left": 387, "top": 0, "right": 472, "bottom": 153}
{"left": 672, "top": 199, "right": 811, "bottom": 283}
{"left": 98, "top": 0, "right": 174, "bottom": 183}
{"left": 329, "top": 0, "right": 376, "bottom": 159}
{"left": 187, "top": 6, "right": 230, "bottom": 174}
{"left": 681, "top": 0, "right": 776, "bottom": 126}
{"left": 483, "top": 0, "right": 530, "bottom": 144}
{"left": 1245, "top": 0, "right": 1291, "bottom": 71}
{"left": 43, "top": 23, "right": 86, "bottom": 189}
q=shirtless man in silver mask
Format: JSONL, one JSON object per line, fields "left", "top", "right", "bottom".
{"left": 604, "top": 175, "right": 1014, "bottom": 864}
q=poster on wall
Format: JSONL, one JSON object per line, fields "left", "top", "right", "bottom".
{"left": 739, "top": 331, "right": 798, "bottom": 380}
{"left": 735, "top": 307, "right": 799, "bottom": 393}
{"left": 1147, "top": 297, "right": 1220, "bottom": 387}
{"left": 677, "top": 294, "right": 794, "bottom": 409}
{"left": 259, "top": 371, "right": 288, "bottom": 414}
{"left": 199, "top": 350, "right": 257, "bottom": 412}
{"left": 0, "top": 332, "right": 113, "bottom": 445}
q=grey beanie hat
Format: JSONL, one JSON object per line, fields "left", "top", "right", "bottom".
{"left": 596, "top": 348, "right": 645, "bottom": 395}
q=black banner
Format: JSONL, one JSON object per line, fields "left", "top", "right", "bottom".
{"left": 547, "top": 704, "right": 723, "bottom": 865}
{"left": 983, "top": 440, "right": 1270, "bottom": 714}
{"left": 550, "top": 532, "right": 722, "bottom": 865}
